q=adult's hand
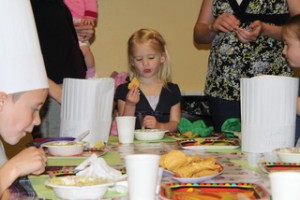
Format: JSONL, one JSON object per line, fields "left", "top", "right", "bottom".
{"left": 236, "top": 20, "right": 262, "bottom": 43}
{"left": 211, "top": 13, "right": 240, "bottom": 33}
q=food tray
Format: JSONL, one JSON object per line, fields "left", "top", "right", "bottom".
{"left": 160, "top": 182, "right": 270, "bottom": 200}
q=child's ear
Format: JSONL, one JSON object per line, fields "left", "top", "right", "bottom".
{"left": 0, "top": 92, "right": 8, "bottom": 111}
{"left": 160, "top": 53, "right": 166, "bottom": 63}
{"left": 129, "top": 56, "right": 135, "bottom": 67}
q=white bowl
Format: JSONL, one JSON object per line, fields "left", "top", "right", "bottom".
{"left": 276, "top": 147, "right": 300, "bottom": 163}
{"left": 46, "top": 176, "right": 113, "bottom": 200}
{"left": 134, "top": 129, "right": 168, "bottom": 140}
{"left": 41, "top": 141, "right": 86, "bottom": 156}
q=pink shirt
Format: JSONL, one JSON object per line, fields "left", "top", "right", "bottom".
{"left": 64, "top": 0, "right": 98, "bottom": 19}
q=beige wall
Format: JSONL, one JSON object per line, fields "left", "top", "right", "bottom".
{"left": 92, "top": 0, "right": 210, "bottom": 94}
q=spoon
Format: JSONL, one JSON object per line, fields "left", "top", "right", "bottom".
{"left": 138, "top": 112, "right": 145, "bottom": 130}
{"left": 74, "top": 130, "right": 90, "bottom": 142}
{"left": 295, "top": 138, "right": 300, "bottom": 152}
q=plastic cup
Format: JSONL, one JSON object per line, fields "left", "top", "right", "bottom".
{"left": 246, "top": 152, "right": 261, "bottom": 167}
{"left": 269, "top": 171, "right": 300, "bottom": 200}
{"left": 116, "top": 116, "right": 136, "bottom": 143}
{"left": 125, "top": 154, "right": 160, "bottom": 200}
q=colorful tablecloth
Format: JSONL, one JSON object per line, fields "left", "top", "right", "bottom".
{"left": 26, "top": 137, "right": 272, "bottom": 199}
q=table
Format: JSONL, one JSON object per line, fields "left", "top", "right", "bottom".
{"left": 23, "top": 136, "right": 271, "bottom": 199}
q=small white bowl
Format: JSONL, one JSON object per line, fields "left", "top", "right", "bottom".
{"left": 134, "top": 129, "right": 168, "bottom": 140}
{"left": 46, "top": 176, "right": 113, "bottom": 200}
{"left": 42, "top": 141, "right": 86, "bottom": 156}
{"left": 276, "top": 147, "right": 300, "bottom": 163}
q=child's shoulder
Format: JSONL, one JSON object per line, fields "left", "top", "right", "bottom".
{"left": 166, "top": 82, "right": 180, "bottom": 89}
{"left": 116, "top": 82, "right": 129, "bottom": 88}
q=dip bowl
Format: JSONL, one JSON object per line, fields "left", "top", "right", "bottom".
{"left": 134, "top": 129, "right": 168, "bottom": 140}
{"left": 45, "top": 176, "right": 113, "bottom": 200}
{"left": 41, "top": 140, "right": 87, "bottom": 156}
{"left": 276, "top": 147, "right": 300, "bottom": 163}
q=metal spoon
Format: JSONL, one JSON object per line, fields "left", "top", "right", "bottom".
{"left": 74, "top": 130, "right": 90, "bottom": 142}
{"left": 138, "top": 112, "right": 145, "bottom": 130}
{"left": 295, "top": 137, "right": 300, "bottom": 152}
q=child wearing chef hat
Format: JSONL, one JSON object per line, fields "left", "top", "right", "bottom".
{"left": 0, "top": 0, "right": 49, "bottom": 196}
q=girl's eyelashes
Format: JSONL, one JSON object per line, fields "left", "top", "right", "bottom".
{"left": 133, "top": 54, "right": 157, "bottom": 62}
{"left": 148, "top": 55, "right": 155, "bottom": 59}
{"left": 134, "top": 57, "right": 143, "bottom": 62}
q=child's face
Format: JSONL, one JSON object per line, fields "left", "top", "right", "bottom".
{"left": 282, "top": 30, "right": 300, "bottom": 68}
{"left": 0, "top": 89, "right": 48, "bottom": 145}
{"left": 130, "top": 41, "right": 166, "bottom": 79}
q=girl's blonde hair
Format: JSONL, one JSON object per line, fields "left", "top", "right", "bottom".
{"left": 283, "top": 14, "right": 300, "bottom": 40}
{"left": 127, "top": 28, "right": 171, "bottom": 87}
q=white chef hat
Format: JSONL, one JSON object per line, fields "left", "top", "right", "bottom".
{"left": 0, "top": 0, "right": 48, "bottom": 94}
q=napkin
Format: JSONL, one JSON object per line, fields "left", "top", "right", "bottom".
{"left": 221, "top": 118, "right": 241, "bottom": 138}
{"left": 60, "top": 78, "right": 115, "bottom": 145}
{"left": 75, "top": 154, "right": 123, "bottom": 181}
{"left": 177, "top": 117, "right": 213, "bottom": 137}
{"left": 241, "top": 75, "right": 298, "bottom": 153}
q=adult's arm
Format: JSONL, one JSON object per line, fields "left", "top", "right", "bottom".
{"left": 235, "top": 0, "right": 300, "bottom": 42}
{"left": 48, "top": 79, "right": 62, "bottom": 103}
{"left": 193, "top": 0, "right": 240, "bottom": 44}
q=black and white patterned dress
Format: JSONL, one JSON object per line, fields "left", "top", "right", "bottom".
{"left": 205, "top": 0, "right": 291, "bottom": 101}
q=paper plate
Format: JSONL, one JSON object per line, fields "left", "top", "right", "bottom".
{"left": 166, "top": 132, "right": 219, "bottom": 141}
{"left": 172, "top": 164, "right": 224, "bottom": 183}
{"left": 160, "top": 182, "right": 271, "bottom": 200}
{"left": 259, "top": 162, "right": 300, "bottom": 173}
{"left": 162, "top": 164, "right": 224, "bottom": 183}
{"left": 178, "top": 138, "right": 240, "bottom": 150}
{"left": 172, "top": 171, "right": 223, "bottom": 183}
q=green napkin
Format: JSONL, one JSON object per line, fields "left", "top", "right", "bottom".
{"left": 221, "top": 118, "right": 241, "bottom": 138}
{"left": 177, "top": 117, "right": 213, "bottom": 137}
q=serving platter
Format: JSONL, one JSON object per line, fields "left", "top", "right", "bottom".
{"left": 160, "top": 182, "right": 270, "bottom": 200}
{"left": 259, "top": 162, "right": 300, "bottom": 173}
{"left": 178, "top": 138, "right": 240, "bottom": 150}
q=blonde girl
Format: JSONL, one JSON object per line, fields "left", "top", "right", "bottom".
{"left": 115, "top": 28, "right": 181, "bottom": 132}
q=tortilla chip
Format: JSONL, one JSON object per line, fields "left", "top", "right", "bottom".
{"left": 128, "top": 77, "right": 140, "bottom": 89}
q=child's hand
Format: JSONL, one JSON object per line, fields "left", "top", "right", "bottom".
{"left": 74, "top": 23, "right": 94, "bottom": 42}
{"left": 125, "top": 86, "right": 140, "bottom": 106}
{"left": 143, "top": 115, "right": 158, "bottom": 129}
{"left": 82, "top": 17, "right": 96, "bottom": 26}
{"left": 10, "top": 147, "right": 47, "bottom": 177}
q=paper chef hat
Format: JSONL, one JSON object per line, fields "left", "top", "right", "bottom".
{"left": 0, "top": 0, "right": 48, "bottom": 94}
